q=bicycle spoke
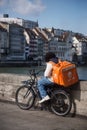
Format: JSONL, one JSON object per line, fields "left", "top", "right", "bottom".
{"left": 51, "top": 90, "right": 72, "bottom": 116}
{"left": 16, "top": 85, "right": 35, "bottom": 110}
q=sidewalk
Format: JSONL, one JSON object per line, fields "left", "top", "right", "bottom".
{"left": 0, "top": 102, "right": 87, "bottom": 130}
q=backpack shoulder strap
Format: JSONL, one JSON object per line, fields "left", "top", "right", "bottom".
{"left": 49, "top": 59, "right": 62, "bottom": 66}
{"left": 49, "top": 61, "right": 61, "bottom": 67}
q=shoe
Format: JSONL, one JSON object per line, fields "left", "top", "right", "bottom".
{"left": 39, "top": 95, "right": 50, "bottom": 104}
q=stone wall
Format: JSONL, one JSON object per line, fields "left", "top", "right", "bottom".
{"left": 0, "top": 74, "right": 28, "bottom": 102}
{"left": 0, "top": 73, "right": 87, "bottom": 117}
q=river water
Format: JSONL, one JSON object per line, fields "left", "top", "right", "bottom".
{"left": 0, "top": 66, "right": 87, "bottom": 80}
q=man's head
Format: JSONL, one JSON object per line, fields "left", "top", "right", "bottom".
{"left": 45, "top": 52, "right": 56, "bottom": 62}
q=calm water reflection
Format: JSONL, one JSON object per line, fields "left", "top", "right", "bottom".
{"left": 0, "top": 66, "right": 87, "bottom": 80}
{"left": 77, "top": 66, "right": 87, "bottom": 80}
{"left": 0, "top": 66, "right": 44, "bottom": 76}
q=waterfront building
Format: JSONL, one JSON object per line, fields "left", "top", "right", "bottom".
{"left": 24, "top": 28, "right": 38, "bottom": 59}
{"left": 8, "top": 24, "right": 26, "bottom": 60}
{"left": 33, "top": 27, "right": 49, "bottom": 60}
{"left": 0, "top": 24, "right": 9, "bottom": 60}
{"left": 42, "top": 28, "right": 53, "bottom": 57}
{"left": 0, "top": 14, "right": 38, "bottom": 29}
{"left": 49, "top": 37, "right": 71, "bottom": 61}
{"left": 23, "top": 20, "right": 38, "bottom": 29}
{"left": 0, "top": 15, "right": 86, "bottom": 64}
{"left": 48, "top": 36, "right": 59, "bottom": 57}
{"left": 45, "top": 28, "right": 73, "bottom": 61}
{"left": 53, "top": 28, "right": 65, "bottom": 36}
{"left": 0, "top": 22, "right": 28, "bottom": 61}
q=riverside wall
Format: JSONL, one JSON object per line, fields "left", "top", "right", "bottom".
{"left": 0, "top": 73, "right": 87, "bottom": 117}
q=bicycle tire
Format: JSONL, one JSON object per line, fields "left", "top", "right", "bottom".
{"left": 51, "top": 90, "right": 72, "bottom": 116}
{"left": 15, "top": 85, "right": 35, "bottom": 110}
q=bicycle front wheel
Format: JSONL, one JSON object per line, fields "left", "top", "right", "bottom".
{"left": 15, "top": 85, "right": 35, "bottom": 110}
{"left": 51, "top": 90, "right": 72, "bottom": 116}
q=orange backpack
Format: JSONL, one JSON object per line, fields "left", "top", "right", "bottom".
{"left": 50, "top": 60, "right": 79, "bottom": 87}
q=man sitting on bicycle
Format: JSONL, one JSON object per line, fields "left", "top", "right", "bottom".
{"left": 38, "top": 52, "right": 59, "bottom": 103}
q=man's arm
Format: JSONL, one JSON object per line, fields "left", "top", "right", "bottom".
{"left": 44, "top": 63, "right": 53, "bottom": 77}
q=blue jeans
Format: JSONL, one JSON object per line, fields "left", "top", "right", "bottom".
{"left": 37, "top": 77, "right": 54, "bottom": 98}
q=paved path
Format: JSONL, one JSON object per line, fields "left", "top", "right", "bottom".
{"left": 0, "top": 102, "right": 87, "bottom": 130}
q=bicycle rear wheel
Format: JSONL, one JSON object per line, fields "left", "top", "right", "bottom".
{"left": 51, "top": 90, "right": 72, "bottom": 116}
{"left": 15, "top": 85, "right": 35, "bottom": 110}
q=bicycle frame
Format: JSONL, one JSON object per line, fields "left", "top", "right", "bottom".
{"left": 24, "top": 69, "right": 60, "bottom": 99}
{"left": 24, "top": 69, "right": 42, "bottom": 98}
{"left": 15, "top": 68, "right": 72, "bottom": 116}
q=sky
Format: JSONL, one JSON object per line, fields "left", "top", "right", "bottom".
{"left": 0, "top": 0, "right": 87, "bottom": 35}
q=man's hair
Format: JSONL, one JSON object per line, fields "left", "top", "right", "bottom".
{"left": 45, "top": 52, "right": 56, "bottom": 62}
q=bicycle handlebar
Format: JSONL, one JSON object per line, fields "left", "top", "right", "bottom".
{"left": 28, "top": 69, "right": 44, "bottom": 77}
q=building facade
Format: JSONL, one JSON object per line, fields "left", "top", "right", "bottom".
{"left": 0, "top": 25, "right": 8, "bottom": 60}
{"left": 8, "top": 24, "right": 26, "bottom": 60}
{"left": 0, "top": 14, "right": 38, "bottom": 29}
{"left": 0, "top": 17, "right": 87, "bottom": 64}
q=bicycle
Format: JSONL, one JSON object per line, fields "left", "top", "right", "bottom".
{"left": 15, "top": 69, "right": 72, "bottom": 116}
